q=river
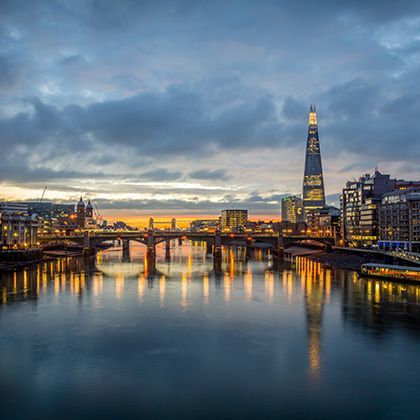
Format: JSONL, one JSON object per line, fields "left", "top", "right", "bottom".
{"left": 1, "top": 241, "right": 419, "bottom": 419}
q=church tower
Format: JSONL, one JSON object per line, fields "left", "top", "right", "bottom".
{"left": 76, "top": 196, "right": 86, "bottom": 229}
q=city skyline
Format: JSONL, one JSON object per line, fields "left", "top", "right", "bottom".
{"left": 1, "top": 1, "right": 420, "bottom": 224}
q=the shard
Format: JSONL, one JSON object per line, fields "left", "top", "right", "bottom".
{"left": 302, "top": 105, "right": 325, "bottom": 211}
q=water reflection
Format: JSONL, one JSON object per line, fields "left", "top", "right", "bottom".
{"left": 1, "top": 241, "right": 420, "bottom": 418}
{"left": 0, "top": 242, "right": 420, "bottom": 380}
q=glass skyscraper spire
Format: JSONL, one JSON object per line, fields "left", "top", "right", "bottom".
{"left": 302, "top": 105, "right": 325, "bottom": 210}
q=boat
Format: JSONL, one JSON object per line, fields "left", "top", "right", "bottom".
{"left": 360, "top": 263, "right": 420, "bottom": 282}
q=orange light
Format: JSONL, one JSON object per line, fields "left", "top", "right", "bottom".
{"left": 229, "top": 233, "right": 235, "bottom": 238}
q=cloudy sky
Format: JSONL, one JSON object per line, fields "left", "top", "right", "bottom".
{"left": 1, "top": 0, "right": 420, "bottom": 225}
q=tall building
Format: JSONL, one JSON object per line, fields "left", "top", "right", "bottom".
{"left": 221, "top": 210, "right": 248, "bottom": 231}
{"left": 378, "top": 188, "right": 420, "bottom": 252}
{"left": 341, "top": 170, "right": 395, "bottom": 247}
{"left": 303, "top": 105, "right": 325, "bottom": 211}
{"left": 281, "top": 196, "right": 305, "bottom": 223}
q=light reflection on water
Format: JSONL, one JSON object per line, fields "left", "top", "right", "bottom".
{"left": 0, "top": 240, "right": 420, "bottom": 419}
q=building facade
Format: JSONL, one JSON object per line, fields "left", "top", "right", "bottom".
{"left": 221, "top": 210, "right": 248, "bottom": 231}
{"left": 341, "top": 171, "right": 395, "bottom": 247}
{"left": 190, "top": 219, "right": 220, "bottom": 232}
{"left": 306, "top": 206, "right": 340, "bottom": 239}
{"left": 378, "top": 188, "right": 420, "bottom": 252}
{"left": 281, "top": 195, "right": 305, "bottom": 223}
{"left": 302, "top": 105, "right": 326, "bottom": 211}
{"left": 0, "top": 202, "right": 38, "bottom": 248}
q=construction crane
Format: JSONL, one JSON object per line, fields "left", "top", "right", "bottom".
{"left": 94, "top": 203, "right": 103, "bottom": 224}
{"left": 37, "top": 186, "right": 47, "bottom": 203}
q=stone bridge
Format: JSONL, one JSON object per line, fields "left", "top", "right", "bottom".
{"left": 38, "top": 230, "right": 334, "bottom": 258}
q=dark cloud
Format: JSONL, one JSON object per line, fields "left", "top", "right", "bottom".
{"left": 139, "top": 169, "right": 183, "bottom": 182}
{"left": 1, "top": 0, "right": 420, "bottom": 212}
{"left": 93, "top": 191, "right": 288, "bottom": 214}
{"left": 0, "top": 54, "right": 24, "bottom": 89}
{"left": 189, "top": 169, "right": 230, "bottom": 181}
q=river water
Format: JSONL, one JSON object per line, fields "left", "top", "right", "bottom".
{"left": 0, "top": 241, "right": 419, "bottom": 419}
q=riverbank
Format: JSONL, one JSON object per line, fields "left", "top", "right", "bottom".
{"left": 307, "top": 251, "right": 367, "bottom": 271}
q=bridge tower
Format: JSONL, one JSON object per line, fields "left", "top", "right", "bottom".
{"left": 171, "top": 218, "right": 176, "bottom": 231}
{"left": 148, "top": 218, "right": 154, "bottom": 230}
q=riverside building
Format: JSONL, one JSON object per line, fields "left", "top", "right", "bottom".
{"left": 221, "top": 210, "right": 248, "bottom": 231}
{"left": 378, "top": 188, "right": 420, "bottom": 252}
{"left": 0, "top": 202, "right": 39, "bottom": 248}
{"left": 341, "top": 170, "right": 395, "bottom": 247}
{"left": 306, "top": 206, "right": 340, "bottom": 238}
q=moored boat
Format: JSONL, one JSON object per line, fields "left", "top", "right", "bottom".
{"left": 360, "top": 263, "right": 420, "bottom": 282}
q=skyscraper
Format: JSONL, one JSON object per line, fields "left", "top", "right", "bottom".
{"left": 303, "top": 105, "right": 325, "bottom": 211}
{"left": 281, "top": 195, "right": 305, "bottom": 223}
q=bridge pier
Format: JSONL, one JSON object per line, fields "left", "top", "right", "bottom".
{"left": 83, "top": 231, "right": 92, "bottom": 257}
{"left": 273, "top": 235, "right": 284, "bottom": 260}
{"left": 122, "top": 239, "right": 130, "bottom": 260}
{"left": 213, "top": 231, "right": 222, "bottom": 260}
{"left": 165, "top": 240, "right": 171, "bottom": 260}
{"left": 178, "top": 237, "right": 183, "bottom": 246}
{"left": 246, "top": 238, "right": 254, "bottom": 260}
{"left": 146, "top": 251, "right": 156, "bottom": 277}
{"left": 146, "top": 230, "right": 156, "bottom": 270}
{"left": 206, "top": 241, "right": 213, "bottom": 255}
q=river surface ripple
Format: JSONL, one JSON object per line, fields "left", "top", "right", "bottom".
{"left": 0, "top": 241, "right": 419, "bottom": 419}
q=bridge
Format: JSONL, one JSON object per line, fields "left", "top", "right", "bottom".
{"left": 38, "top": 230, "right": 334, "bottom": 258}
{"left": 38, "top": 230, "right": 335, "bottom": 275}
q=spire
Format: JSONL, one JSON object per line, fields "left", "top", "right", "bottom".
{"left": 309, "top": 104, "right": 317, "bottom": 126}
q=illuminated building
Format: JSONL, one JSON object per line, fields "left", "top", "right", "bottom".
{"left": 303, "top": 105, "right": 325, "bottom": 211}
{"left": 190, "top": 219, "right": 220, "bottom": 232}
{"left": 221, "top": 209, "right": 248, "bottom": 231}
{"left": 306, "top": 206, "right": 340, "bottom": 238}
{"left": 27, "top": 202, "right": 76, "bottom": 234}
{"left": 281, "top": 195, "right": 305, "bottom": 223}
{"left": 0, "top": 202, "right": 38, "bottom": 248}
{"left": 341, "top": 170, "right": 395, "bottom": 247}
{"left": 378, "top": 188, "right": 420, "bottom": 252}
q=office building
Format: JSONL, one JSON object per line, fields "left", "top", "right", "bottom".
{"left": 281, "top": 195, "right": 305, "bottom": 223}
{"left": 378, "top": 188, "right": 420, "bottom": 252}
{"left": 221, "top": 210, "right": 248, "bottom": 231}
{"left": 302, "top": 105, "right": 326, "bottom": 211}
{"left": 341, "top": 170, "right": 395, "bottom": 247}
{"left": 306, "top": 206, "right": 340, "bottom": 239}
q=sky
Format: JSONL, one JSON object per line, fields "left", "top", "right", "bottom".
{"left": 1, "top": 0, "right": 420, "bottom": 226}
